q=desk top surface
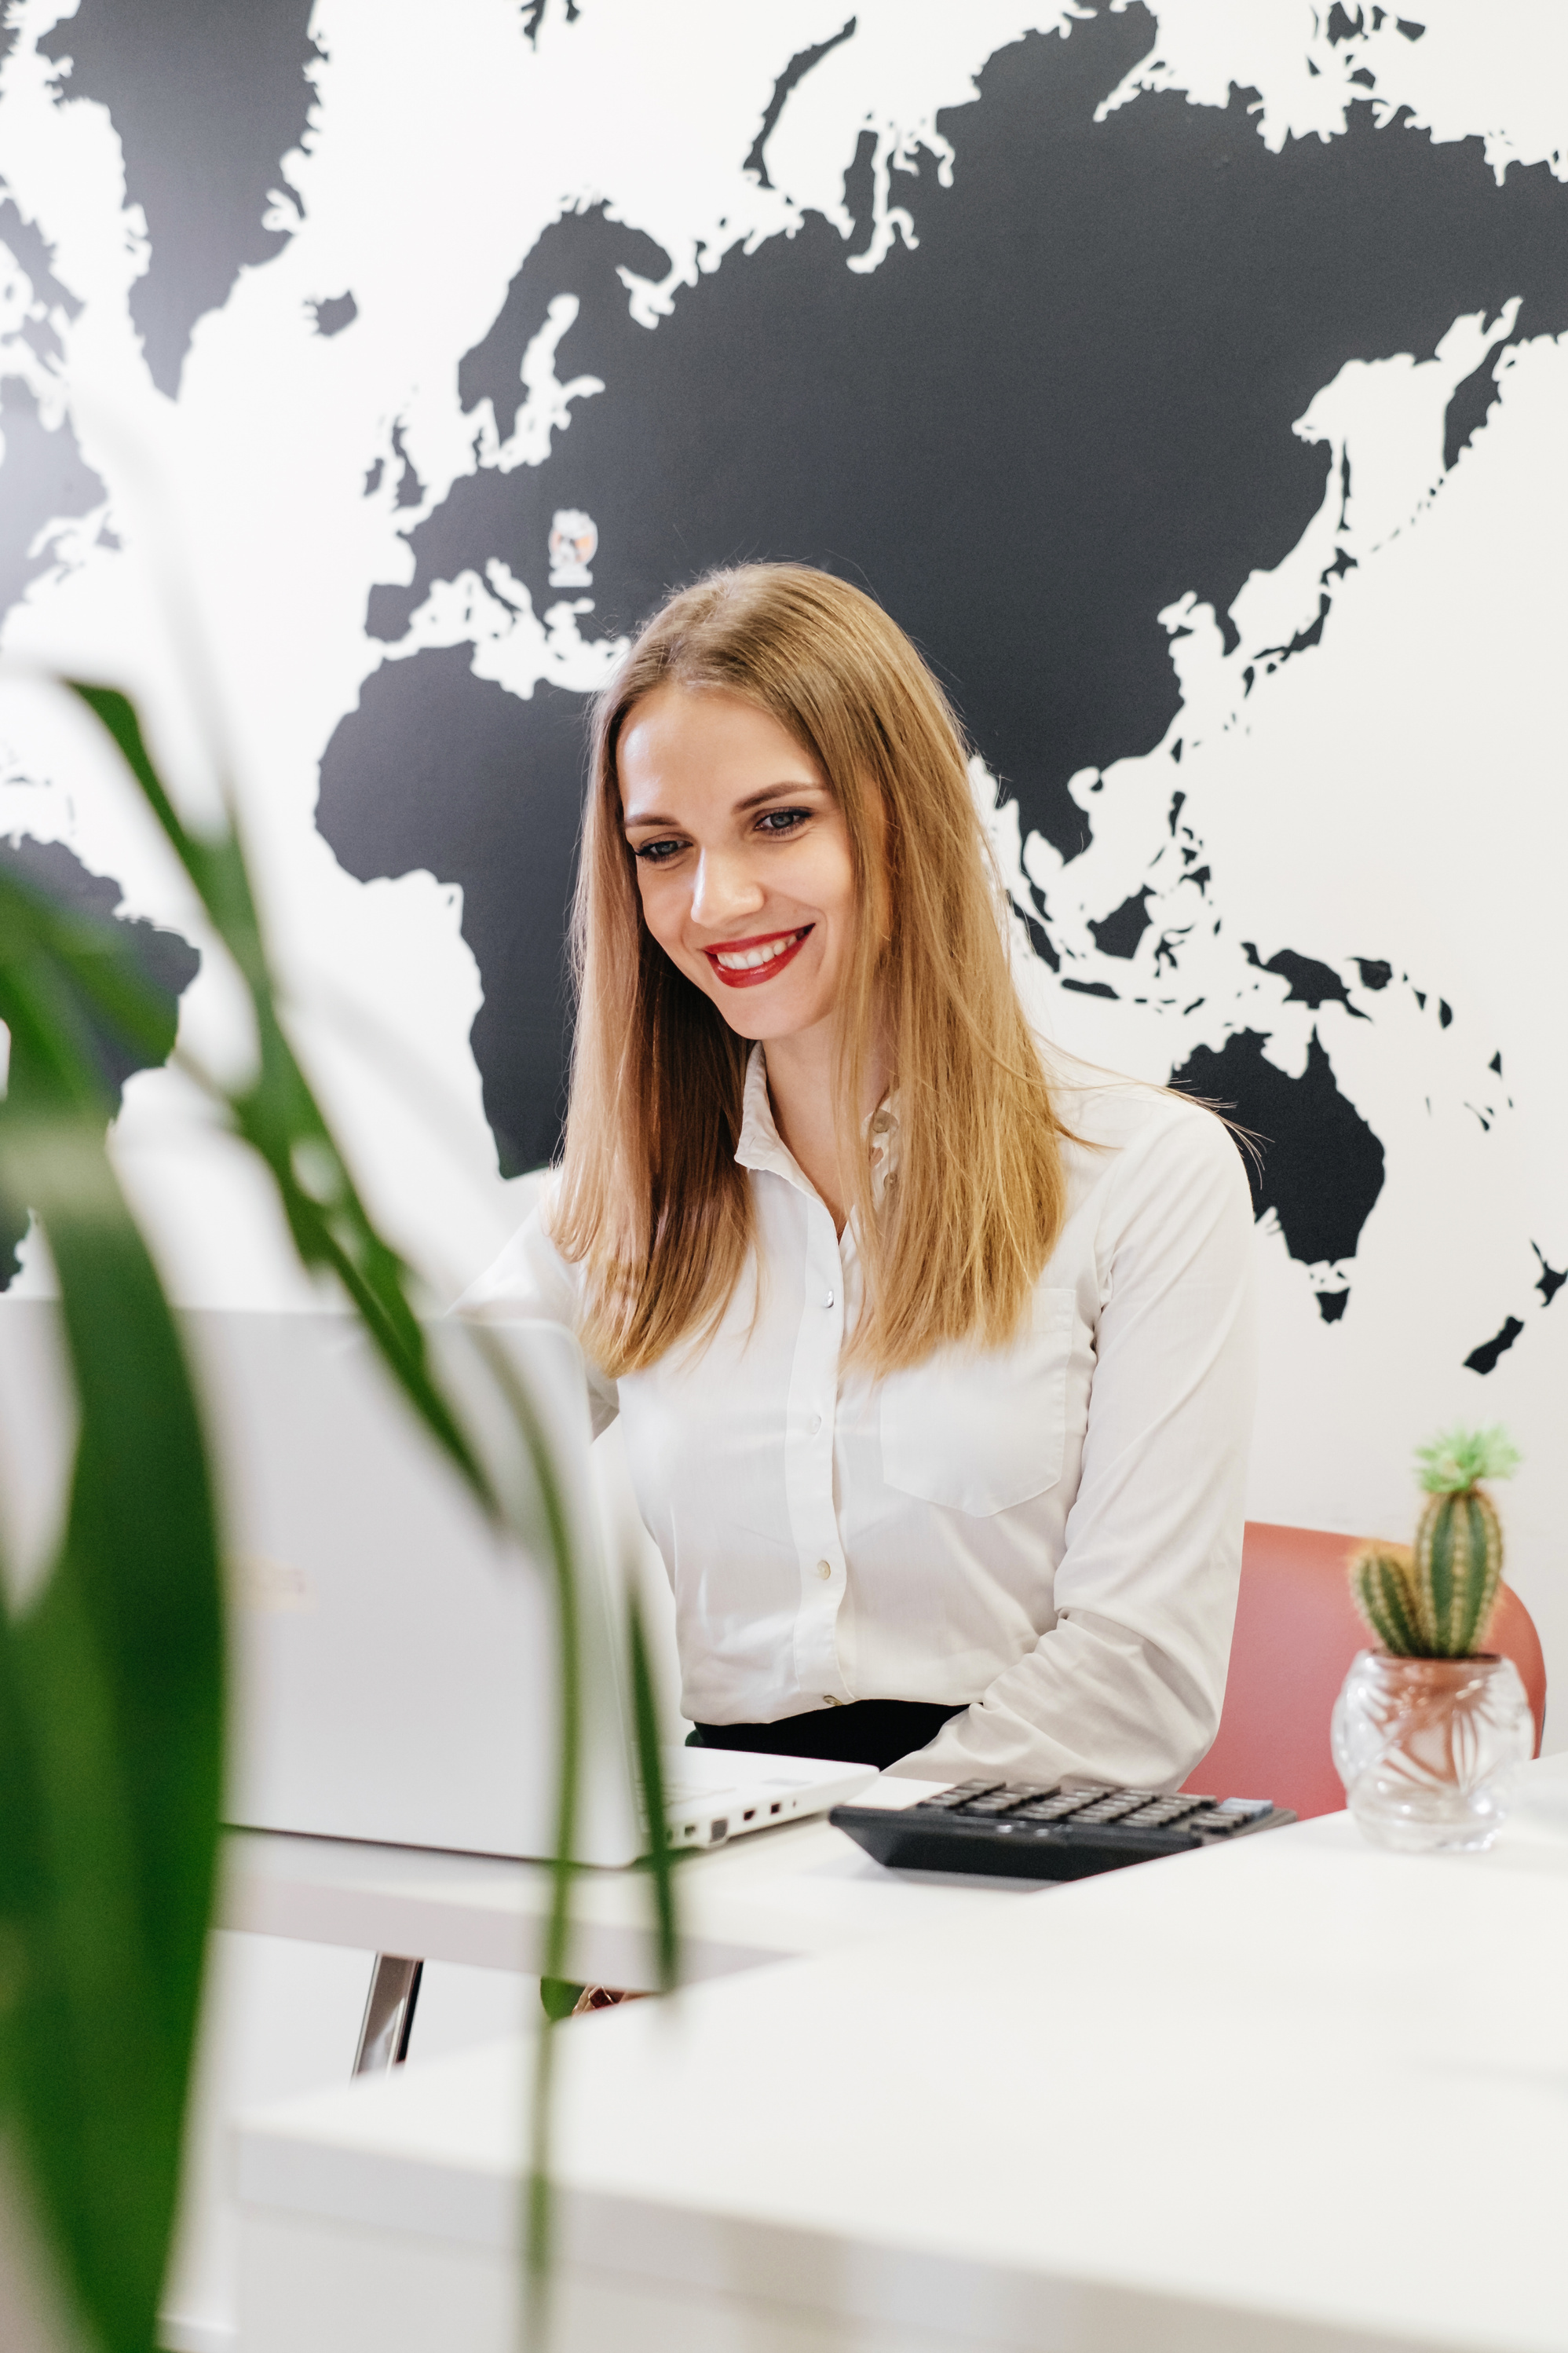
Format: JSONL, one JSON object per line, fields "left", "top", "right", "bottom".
{"left": 221, "top": 1775, "right": 1044, "bottom": 1985}
{"left": 238, "top": 1754, "right": 1568, "bottom": 2351}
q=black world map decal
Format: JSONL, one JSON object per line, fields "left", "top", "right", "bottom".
{"left": 310, "top": 5, "right": 1568, "bottom": 1368}
{"left": 5, "top": 2, "right": 1563, "bottom": 1373}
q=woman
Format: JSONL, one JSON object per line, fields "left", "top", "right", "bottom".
{"left": 466, "top": 563, "right": 1255, "bottom": 1786}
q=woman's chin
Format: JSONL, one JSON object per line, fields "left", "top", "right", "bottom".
{"left": 705, "top": 982, "right": 832, "bottom": 1043}
{"left": 715, "top": 1005, "right": 807, "bottom": 1043}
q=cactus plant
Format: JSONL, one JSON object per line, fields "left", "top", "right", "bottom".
{"left": 1350, "top": 1543, "right": 1424, "bottom": 1656}
{"left": 1348, "top": 1425, "right": 1519, "bottom": 1659}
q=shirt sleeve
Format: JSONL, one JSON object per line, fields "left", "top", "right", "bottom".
{"left": 888, "top": 1099, "right": 1257, "bottom": 1791}
{"left": 455, "top": 1191, "right": 621, "bottom": 1439}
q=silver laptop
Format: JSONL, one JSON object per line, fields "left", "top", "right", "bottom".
{"left": 0, "top": 1300, "right": 873, "bottom": 1867}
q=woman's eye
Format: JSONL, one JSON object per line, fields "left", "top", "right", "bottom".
{"left": 633, "top": 837, "right": 685, "bottom": 865}
{"left": 756, "top": 808, "right": 810, "bottom": 836}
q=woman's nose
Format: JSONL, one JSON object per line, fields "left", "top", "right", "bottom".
{"left": 690, "top": 849, "right": 766, "bottom": 931}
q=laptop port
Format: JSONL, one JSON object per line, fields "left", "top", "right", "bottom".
{"left": 743, "top": 1808, "right": 756, "bottom": 1821}
{"left": 769, "top": 1802, "right": 781, "bottom": 1816}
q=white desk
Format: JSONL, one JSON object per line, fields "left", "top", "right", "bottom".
{"left": 166, "top": 1783, "right": 1033, "bottom": 2351}
{"left": 217, "top": 1778, "right": 1033, "bottom": 1992}
{"left": 236, "top": 1755, "right": 1568, "bottom": 2353}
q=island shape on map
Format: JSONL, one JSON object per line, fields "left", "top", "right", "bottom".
{"left": 317, "top": 5, "right": 1568, "bottom": 1277}
{"left": 38, "top": 0, "right": 319, "bottom": 396}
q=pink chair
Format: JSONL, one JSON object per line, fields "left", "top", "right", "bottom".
{"left": 1182, "top": 1520, "right": 1548, "bottom": 1821}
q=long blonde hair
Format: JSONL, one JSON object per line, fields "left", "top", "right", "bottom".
{"left": 550, "top": 563, "right": 1070, "bottom": 1377}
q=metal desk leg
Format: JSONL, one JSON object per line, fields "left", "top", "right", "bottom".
{"left": 353, "top": 1954, "right": 424, "bottom": 2075}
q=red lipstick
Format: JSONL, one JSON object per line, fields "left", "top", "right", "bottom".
{"left": 700, "top": 924, "right": 813, "bottom": 989}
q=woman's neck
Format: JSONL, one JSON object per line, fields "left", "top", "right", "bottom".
{"left": 762, "top": 1023, "right": 889, "bottom": 1237}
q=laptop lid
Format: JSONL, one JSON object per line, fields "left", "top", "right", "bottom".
{"left": 0, "top": 1300, "right": 877, "bottom": 1864}
{"left": 0, "top": 1297, "right": 649, "bottom": 1867}
{"left": 199, "top": 1306, "right": 651, "bottom": 1867}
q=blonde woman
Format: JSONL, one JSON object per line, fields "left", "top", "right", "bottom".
{"left": 467, "top": 564, "right": 1255, "bottom": 1787}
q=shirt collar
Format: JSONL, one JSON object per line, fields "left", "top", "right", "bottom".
{"left": 735, "top": 1045, "right": 802, "bottom": 1184}
{"left": 735, "top": 1045, "right": 901, "bottom": 1205}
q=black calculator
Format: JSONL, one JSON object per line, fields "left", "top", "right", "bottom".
{"left": 830, "top": 1778, "right": 1296, "bottom": 1881}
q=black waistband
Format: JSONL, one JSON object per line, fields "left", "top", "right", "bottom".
{"left": 690, "top": 1697, "right": 965, "bottom": 1772}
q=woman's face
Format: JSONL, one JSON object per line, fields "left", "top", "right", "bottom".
{"left": 619, "top": 685, "right": 861, "bottom": 1047}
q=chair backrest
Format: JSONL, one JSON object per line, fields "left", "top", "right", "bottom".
{"left": 1182, "top": 1520, "right": 1548, "bottom": 1821}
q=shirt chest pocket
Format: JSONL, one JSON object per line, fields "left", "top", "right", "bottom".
{"left": 877, "top": 1287, "right": 1076, "bottom": 1518}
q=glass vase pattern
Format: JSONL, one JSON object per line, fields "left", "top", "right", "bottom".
{"left": 1331, "top": 1651, "right": 1533, "bottom": 1853}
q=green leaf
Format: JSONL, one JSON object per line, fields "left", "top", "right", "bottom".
{"left": 627, "top": 1596, "right": 677, "bottom": 1992}
{"left": 0, "top": 1089, "right": 221, "bottom": 2348}
{"left": 456, "top": 1334, "right": 582, "bottom": 2327}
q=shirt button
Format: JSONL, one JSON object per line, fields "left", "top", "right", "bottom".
{"left": 822, "top": 1694, "right": 839, "bottom": 1705}
{"left": 810, "top": 1413, "right": 823, "bottom": 1436}
{"left": 823, "top": 1289, "right": 835, "bottom": 1308}
{"left": 817, "top": 1559, "right": 832, "bottom": 1580}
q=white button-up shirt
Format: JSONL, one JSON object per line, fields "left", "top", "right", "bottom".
{"left": 466, "top": 1047, "right": 1256, "bottom": 1789}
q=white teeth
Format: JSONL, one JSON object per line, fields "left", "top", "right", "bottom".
{"left": 715, "top": 931, "right": 802, "bottom": 972}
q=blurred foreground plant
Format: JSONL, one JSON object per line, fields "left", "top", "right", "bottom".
{"left": 0, "top": 684, "right": 674, "bottom": 2351}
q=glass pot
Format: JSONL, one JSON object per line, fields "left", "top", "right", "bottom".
{"left": 1331, "top": 1650, "right": 1533, "bottom": 1852}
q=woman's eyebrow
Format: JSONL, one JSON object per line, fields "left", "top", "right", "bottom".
{"left": 732, "top": 779, "right": 827, "bottom": 814}
{"left": 623, "top": 778, "right": 824, "bottom": 831}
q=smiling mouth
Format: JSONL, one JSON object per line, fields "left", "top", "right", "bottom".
{"left": 702, "top": 926, "right": 813, "bottom": 987}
